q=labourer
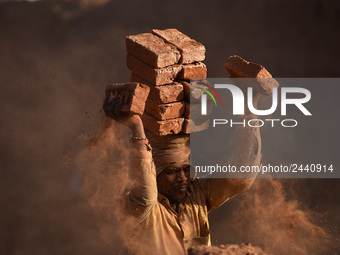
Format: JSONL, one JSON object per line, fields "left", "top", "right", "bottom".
{"left": 103, "top": 78, "right": 264, "bottom": 255}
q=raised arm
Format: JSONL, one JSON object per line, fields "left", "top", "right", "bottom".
{"left": 103, "top": 91, "right": 158, "bottom": 217}
{"left": 201, "top": 93, "right": 262, "bottom": 211}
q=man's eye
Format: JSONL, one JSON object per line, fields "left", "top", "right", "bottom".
{"left": 165, "top": 169, "right": 176, "bottom": 174}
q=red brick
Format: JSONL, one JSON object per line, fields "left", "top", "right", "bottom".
{"left": 104, "top": 82, "right": 150, "bottom": 115}
{"left": 145, "top": 101, "right": 185, "bottom": 120}
{"left": 225, "top": 55, "right": 271, "bottom": 78}
{"left": 182, "top": 118, "right": 190, "bottom": 134}
{"left": 182, "top": 118, "right": 210, "bottom": 134}
{"left": 152, "top": 28, "right": 205, "bottom": 64}
{"left": 131, "top": 73, "right": 184, "bottom": 103}
{"left": 184, "top": 102, "right": 190, "bottom": 118}
{"left": 225, "top": 55, "right": 279, "bottom": 95}
{"left": 180, "top": 79, "right": 211, "bottom": 102}
{"left": 126, "top": 33, "right": 180, "bottom": 68}
{"left": 181, "top": 80, "right": 191, "bottom": 101}
{"left": 127, "top": 54, "right": 182, "bottom": 85}
{"left": 178, "top": 62, "right": 207, "bottom": 80}
{"left": 142, "top": 114, "right": 184, "bottom": 136}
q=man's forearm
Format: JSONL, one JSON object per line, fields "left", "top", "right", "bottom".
{"left": 129, "top": 117, "right": 146, "bottom": 138}
{"left": 202, "top": 99, "right": 262, "bottom": 211}
{"left": 128, "top": 119, "right": 158, "bottom": 209}
{"left": 129, "top": 142, "right": 158, "bottom": 209}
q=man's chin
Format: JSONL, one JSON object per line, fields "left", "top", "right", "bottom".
{"left": 173, "top": 189, "right": 188, "bottom": 202}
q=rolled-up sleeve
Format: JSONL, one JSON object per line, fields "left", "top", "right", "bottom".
{"left": 127, "top": 143, "right": 158, "bottom": 219}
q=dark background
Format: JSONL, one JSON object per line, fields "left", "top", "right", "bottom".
{"left": 0, "top": 0, "right": 339, "bottom": 254}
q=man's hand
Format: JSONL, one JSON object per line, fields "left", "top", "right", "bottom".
{"left": 103, "top": 91, "right": 145, "bottom": 137}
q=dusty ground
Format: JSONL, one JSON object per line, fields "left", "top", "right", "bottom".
{"left": 188, "top": 244, "right": 267, "bottom": 255}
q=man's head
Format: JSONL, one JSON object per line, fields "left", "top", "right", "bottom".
{"left": 152, "top": 145, "right": 190, "bottom": 204}
{"left": 156, "top": 165, "right": 190, "bottom": 203}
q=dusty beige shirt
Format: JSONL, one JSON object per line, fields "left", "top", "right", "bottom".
{"left": 125, "top": 143, "right": 248, "bottom": 255}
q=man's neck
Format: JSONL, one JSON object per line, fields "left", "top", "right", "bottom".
{"left": 170, "top": 202, "right": 179, "bottom": 213}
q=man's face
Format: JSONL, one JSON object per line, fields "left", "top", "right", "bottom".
{"left": 157, "top": 165, "right": 190, "bottom": 204}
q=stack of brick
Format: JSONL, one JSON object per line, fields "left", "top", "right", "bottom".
{"left": 126, "top": 28, "right": 207, "bottom": 136}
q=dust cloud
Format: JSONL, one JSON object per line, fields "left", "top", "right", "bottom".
{"left": 211, "top": 179, "right": 332, "bottom": 255}
{"left": 73, "top": 119, "right": 134, "bottom": 253}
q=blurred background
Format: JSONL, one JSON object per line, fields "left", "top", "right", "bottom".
{"left": 0, "top": 0, "right": 339, "bottom": 254}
